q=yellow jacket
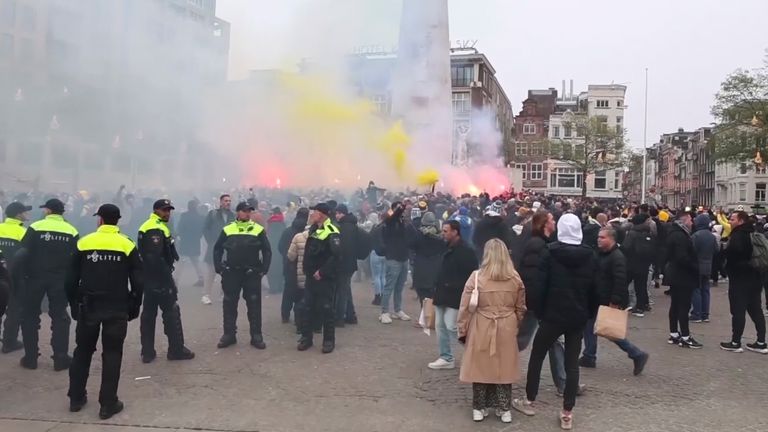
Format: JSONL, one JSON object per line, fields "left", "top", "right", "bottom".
{"left": 717, "top": 213, "right": 731, "bottom": 239}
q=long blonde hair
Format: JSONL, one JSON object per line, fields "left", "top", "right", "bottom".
{"left": 479, "top": 238, "right": 519, "bottom": 281}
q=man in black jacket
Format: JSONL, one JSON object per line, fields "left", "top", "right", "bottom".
{"left": 720, "top": 211, "right": 768, "bottom": 353}
{"left": 278, "top": 208, "right": 309, "bottom": 324}
{"left": 379, "top": 202, "right": 413, "bottom": 324}
{"left": 579, "top": 227, "right": 649, "bottom": 375}
{"left": 333, "top": 204, "right": 360, "bottom": 326}
{"left": 471, "top": 202, "right": 510, "bottom": 261}
{"left": 201, "top": 194, "right": 234, "bottom": 305}
{"left": 428, "top": 220, "right": 478, "bottom": 370}
{"left": 665, "top": 211, "right": 702, "bottom": 348}
{"left": 623, "top": 213, "right": 656, "bottom": 317}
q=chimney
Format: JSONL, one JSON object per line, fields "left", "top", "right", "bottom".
{"left": 562, "top": 80, "right": 566, "bottom": 101}
{"left": 569, "top": 79, "right": 574, "bottom": 98}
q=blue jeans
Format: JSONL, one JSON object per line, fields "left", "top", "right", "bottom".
{"left": 435, "top": 306, "right": 458, "bottom": 362}
{"left": 582, "top": 317, "right": 645, "bottom": 361}
{"left": 382, "top": 259, "right": 407, "bottom": 314}
{"left": 690, "top": 275, "right": 711, "bottom": 320}
{"left": 517, "top": 311, "right": 566, "bottom": 393}
{"left": 369, "top": 252, "right": 386, "bottom": 296}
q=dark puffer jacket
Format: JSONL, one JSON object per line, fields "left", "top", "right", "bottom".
{"left": 336, "top": 213, "right": 361, "bottom": 274}
{"left": 472, "top": 215, "right": 510, "bottom": 260}
{"left": 664, "top": 221, "right": 698, "bottom": 289}
{"left": 519, "top": 234, "right": 550, "bottom": 311}
{"left": 691, "top": 214, "right": 718, "bottom": 277}
{"left": 726, "top": 223, "right": 762, "bottom": 289}
{"left": 537, "top": 242, "right": 598, "bottom": 328}
{"left": 409, "top": 226, "right": 447, "bottom": 299}
{"left": 596, "top": 245, "right": 628, "bottom": 308}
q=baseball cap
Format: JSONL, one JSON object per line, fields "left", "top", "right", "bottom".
{"left": 40, "top": 198, "right": 65, "bottom": 214}
{"left": 310, "top": 202, "right": 331, "bottom": 216}
{"left": 335, "top": 204, "right": 349, "bottom": 215}
{"left": 93, "top": 203, "right": 121, "bottom": 220}
{"left": 236, "top": 202, "right": 255, "bottom": 212}
{"left": 5, "top": 201, "right": 32, "bottom": 218}
{"left": 153, "top": 199, "right": 175, "bottom": 210}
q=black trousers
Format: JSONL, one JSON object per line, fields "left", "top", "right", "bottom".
{"left": 221, "top": 270, "right": 262, "bottom": 337}
{"left": 281, "top": 279, "right": 303, "bottom": 323}
{"left": 669, "top": 284, "right": 693, "bottom": 337}
{"left": 334, "top": 272, "right": 356, "bottom": 322}
{"left": 729, "top": 283, "right": 766, "bottom": 343}
{"left": 68, "top": 315, "right": 127, "bottom": 406}
{"left": 21, "top": 276, "right": 71, "bottom": 358}
{"left": 525, "top": 321, "right": 582, "bottom": 411}
{"left": 140, "top": 290, "right": 185, "bottom": 356}
{"left": 299, "top": 279, "right": 335, "bottom": 342}
{"left": 1, "top": 290, "right": 21, "bottom": 344}
{"left": 628, "top": 266, "right": 650, "bottom": 310}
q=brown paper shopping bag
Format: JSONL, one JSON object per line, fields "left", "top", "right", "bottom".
{"left": 594, "top": 305, "right": 628, "bottom": 341}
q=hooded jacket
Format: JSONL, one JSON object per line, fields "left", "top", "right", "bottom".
{"left": 409, "top": 215, "right": 447, "bottom": 297}
{"left": 664, "top": 221, "right": 698, "bottom": 289}
{"left": 336, "top": 213, "right": 362, "bottom": 274}
{"left": 472, "top": 215, "right": 510, "bottom": 260}
{"left": 691, "top": 214, "right": 718, "bottom": 276}
{"left": 279, "top": 213, "right": 309, "bottom": 281}
{"left": 725, "top": 222, "right": 762, "bottom": 289}
{"left": 519, "top": 233, "right": 551, "bottom": 311}
{"left": 535, "top": 214, "right": 598, "bottom": 327}
{"left": 622, "top": 214, "right": 655, "bottom": 273}
{"left": 596, "top": 244, "right": 628, "bottom": 308}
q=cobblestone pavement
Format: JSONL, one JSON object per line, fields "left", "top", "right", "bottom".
{"left": 0, "top": 271, "right": 766, "bottom": 432}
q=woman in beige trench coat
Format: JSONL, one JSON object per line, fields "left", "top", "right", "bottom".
{"left": 457, "top": 238, "right": 526, "bottom": 423}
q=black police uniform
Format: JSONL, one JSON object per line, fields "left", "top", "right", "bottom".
{"left": 19, "top": 199, "right": 78, "bottom": 370}
{"left": 213, "top": 212, "right": 271, "bottom": 348}
{"left": 137, "top": 200, "right": 193, "bottom": 362}
{"left": 67, "top": 210, "right": 143, "bottom": 419}
{"left": 0, "top": 203, "right": 30, "bottom": 352}
{"left": 299, "top": 213, "right": 341, "bottom": 353}
{"left": 0, "top": 251, "right": 10, "bottom": 318}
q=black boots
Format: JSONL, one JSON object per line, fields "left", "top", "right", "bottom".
{"left": 217, "top": 334, "right": 237, "bottom": 349}
{"left": 69, "top": 396, "right": 88, "bottom": 412}
{"left": 322, "top": 340, "right": 335, "bottom": 354}
{"left": 250, "top": 334, "right": 266, "bottom": 350}
{"left": 53, "top": 354, "right": 72, "bottom": 371}
{"left": 1, "top": 340, "right": 23, "bottom": 354}
{"left": 99, "top": 400, "right": 124, "bottom": 420}
{"left": 167, "top": 347, "right": 195, "bottom": 361}
{"left": 297, "top": 337, "right": 313, "bottom": 351}
{"left": 20, "top": 354, "right": 38, "bottom": 370}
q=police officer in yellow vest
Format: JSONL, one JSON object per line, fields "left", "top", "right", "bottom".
{"left": 137, "top": 199, "right": 194, "bottom": 363}
{"left": 298, "top": 202, "right": 341, "bottom": 354}
{"left": 19, "top": 198, "right": 78, "bottom": 371}
{"left": 213, "top": 202, "right": 272, "bottom": 349}
{"left": 0, "top": 201, "right": 32, "bottom": 353}
{"left": 67, "top": 204, "right": 143, "bottom": 420}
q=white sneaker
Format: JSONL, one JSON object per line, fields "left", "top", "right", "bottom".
{"left": 201, "top": 295, "right": 212, "bottom": 305}
{"left": 512, "top": 398, "right": 535, "bottom": 416}
{"left": 393, "top": 310, "right": 411, "bottom": 321}
{"left": 472, "top": 409, "right": 488, "bottom": 422}
{"left": 500, "top": 410, "right": 512, "bottom": 423}
{"left": 427, "top": 358, "right": 455, "bottom": 370}
{"left": 379, "top": 313, "right": 393, "bottom": 324}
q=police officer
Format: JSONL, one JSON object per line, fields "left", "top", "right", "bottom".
{"left": 67, "top": 204, "right": 143, "bottom": 420}
{"left": 298, "top": 203, "right": 341, "bottom": 354}
{"left": 0, "top": 201, "right": 31, "bottom": 353}
{"left": 213, "top": 202, "right": 271, "bottom": 349}
{"left": 19, "top": 198, "right": 78, "bottom": 370}
{"left": 0, "top": 251, "right": 10, "bottom": 319}
{"left": 137, "top": 199, "right": 194, "bottom": 363}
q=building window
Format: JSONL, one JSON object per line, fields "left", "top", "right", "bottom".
{"left": 451, "top": 65, "right": 474, "bottom": 87}
{"left": 515, "top": 142, "right": 528, "bottom": 156}
{"left": 614, "top": 175, "right": 620, "bottom": 190}
{"left": 372, "top": 95, "right": 389, "bottom": 114}
{"left": 596, "top": 99, "right": 609, "bottom": 108}
{"left": 739, "top": 163, "right": 748, "bottom": 175}
{"left": 523, "top": 123, "right": 536, "bottom": 135}
{"left": 617, "top": 99, "right": 624, "bottom": 107}
{"left": 552, "top": 125, "right": 560, "bottom": 138}
{"left": 739, "top": 183, "right": 747, "bottom": 202}
{"left": 757, "top": 183, "right": 767, "bottom": 202}
{"left": 550, "top": 168, "right": 583, "bottom": 189}
{"left": 564, "top": 125, "right": 572, "bottom": 138}
{"left": 594, "top": 170, "right": 607, "bottom": 189}
{"left": 530, "top": 142, "right": 543, "bottom": 156}
{"left": 452, "top": 92, "right": 471, "bottom": 114}
{"left": 515, "top": 163, "right": 527, "bottom": 180}
{"left": 530, "top": 163, "right": 544, "bottom": 180}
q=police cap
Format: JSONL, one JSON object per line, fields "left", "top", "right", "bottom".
{"left": 40, "top": 198, "right": 65, "bottom": 214}
{"left": 5, "top": 201, "right": 32, "bottom": 218}
{"left": 94, "top": 203, "right": 121, "bottom": 220}
{"left": 310, "top": 203, "right": 331, "bottom": 216}
{"left": 235, "top": 202, "right": 255, "bottom": 212}
{"left": 153, "top": 199, "right": 175, "bottom": 211}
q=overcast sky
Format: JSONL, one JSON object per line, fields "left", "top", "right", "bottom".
{"left": 217, "top": 0, "right": 768, "bottom": 151}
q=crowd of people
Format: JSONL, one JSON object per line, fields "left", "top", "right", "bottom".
{"left": 2, "top": 183, "right": 768, "bottom": 429}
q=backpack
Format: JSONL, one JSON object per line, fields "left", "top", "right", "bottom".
{"left": 749, "top": 232, "right": 768, "bottom": 272}
{"left": 629, "top": 231, "right": 655, "bottom": 263}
